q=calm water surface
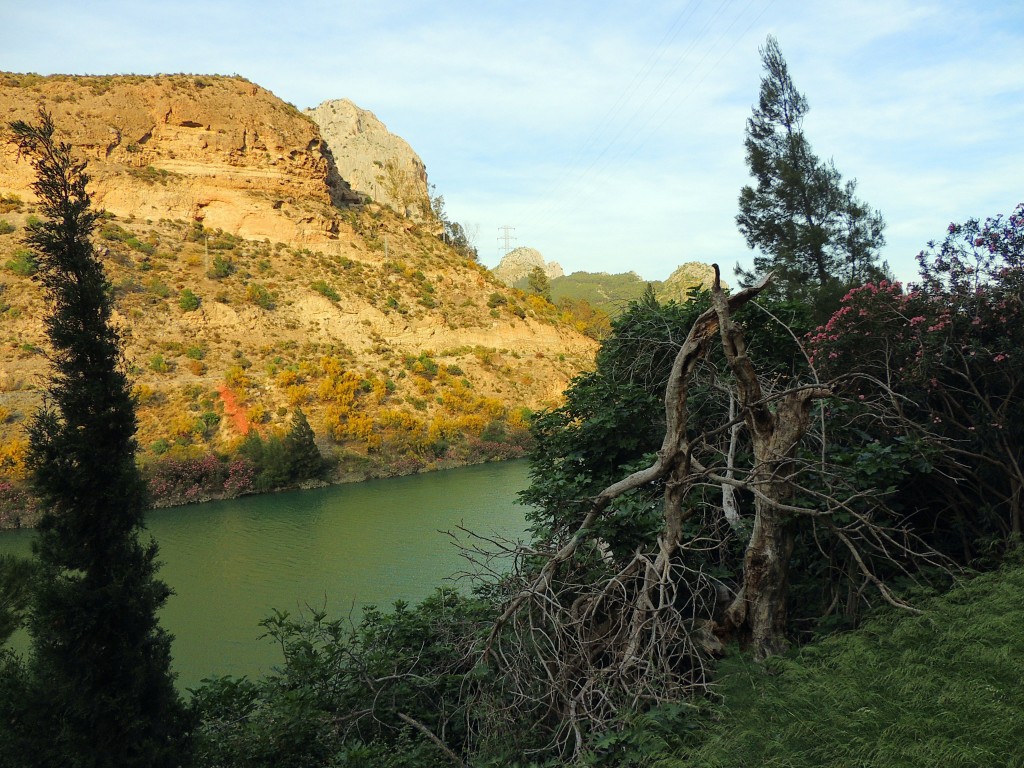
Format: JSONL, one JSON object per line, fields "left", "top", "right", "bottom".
{"left": 0, "top": 460, "right": 530, "bottom": 689}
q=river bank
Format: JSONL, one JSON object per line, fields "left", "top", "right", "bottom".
{"left": 0, "top": 440, "right": 529, "bottom": 531}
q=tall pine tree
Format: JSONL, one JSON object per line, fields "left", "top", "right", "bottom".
{"left": 4, "top": 112, "right": 191, "bottom": 767}
{"left": 736, "top": 36, "right": 886, "bottom": 305}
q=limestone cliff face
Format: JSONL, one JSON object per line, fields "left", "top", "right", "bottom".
{"left": 0, "top": 73, "right": 351, "bottom": 245}
{"left": 658, "top": 261, "right": 724, "bottom": 302}
{"left": 306, "top": 99, "right": 430, "bottom": 220}
{"left": 492, "top": 247, "right": 564, "bottom": 286}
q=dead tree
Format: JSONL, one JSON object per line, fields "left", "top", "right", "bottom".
{"left": 711, "top": 271, "right": 830, "bottom": 656}
{"left": 479, "top": 269, "right": 779, "bottom": 759}
{"left": 479, "top": 266, "right": 940, "bottom": 760}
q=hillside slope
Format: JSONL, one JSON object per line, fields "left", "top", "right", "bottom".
{"left": 0, "top": 73, "right": 597, "bottom": 512}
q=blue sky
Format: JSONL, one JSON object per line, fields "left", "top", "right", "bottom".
{"left": 3, "top": 0, "right": 1022, "bottom": 283}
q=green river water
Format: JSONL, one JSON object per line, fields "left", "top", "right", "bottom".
{"left": 0, "top": 460, "right": 530, "bottom": 689}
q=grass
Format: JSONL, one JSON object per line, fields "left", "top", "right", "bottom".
{"left": 663, "top": 557, "right": 1024, "bottom": 768}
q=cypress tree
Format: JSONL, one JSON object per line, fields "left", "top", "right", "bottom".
{"left": 285, "top": 407, "right": 325, "bottom": 483}
{"left": 5, "top": 112, "right": 191, "bottom": 766}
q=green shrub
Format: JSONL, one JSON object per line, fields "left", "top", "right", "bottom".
{"left": 178, "top": 288, "right": 200, "bottom": 311}
{"left": 146, "top": 278, "right": 171, "bottom": 298}
{"left": 99, "top": 222, "right": 133, "bottom": 242}
{"left": 0, "top": 194, "right": 23, "bottom": 213}
{"left": 208, "top": 254, "right": 234, "bottom": 279}
{"left": 0, "top": 219, "right": 15, "bottom": 235}
{"left": 126, "top": 236, "right": 156, "bottom": 256}
{"left": 5, "top": 249, "right": 37, "bottom": 276}
{"left": 245, "top": 283, "right": 275, "bottom": 310}
{"left": 191, "top": 590, "right": 491, "bottom": 767}
{"left": 310, "top": 280, "right": 340, "bottom": 302}
{"left": 486, "top": 292, "right": 507, "bottom": 308}
{"left": 148, "top": 354, "right": 171, "bottom": 373}
{"left": 126, "top": 165, "right": 175, "bottom": 185}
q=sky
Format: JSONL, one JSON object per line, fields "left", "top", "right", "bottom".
{"left": 2, "top": 0, "right": 1022, "bottom": 284}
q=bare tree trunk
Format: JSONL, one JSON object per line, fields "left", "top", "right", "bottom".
{"left": 721, "top": 389, "right": 743, "bottom": 530}
{"left": 728, "top": 502, "right": 794, "bottom": 657}
{"left": 711, "top": 266, "right": 829, "bottom": 657}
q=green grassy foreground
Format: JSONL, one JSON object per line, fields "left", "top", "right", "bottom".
{"left": 663, "top": 557, "right": 1024, "bottom": 768}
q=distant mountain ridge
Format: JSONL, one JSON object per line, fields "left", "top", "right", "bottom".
{"left": 493, "top": 249, "right": 723, "bottom": 316}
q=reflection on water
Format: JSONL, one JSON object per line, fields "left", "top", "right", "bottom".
{"left": 0, "top": 460, "right": 530, "bottom": 689}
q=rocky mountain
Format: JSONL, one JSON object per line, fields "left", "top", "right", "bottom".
{"left": 306, "top": 99, "right": 431, "bottom": 221}
{"left": 658, "top": 261, "right": 722, "bottom": 301}
{"left": 492, "top": 247, "right": 564, "bottom": 286}
{"left": 0, "top": 73, "right": 597, "bottom": 504}
{"left": 0, "top": 73, "right": 356, "bottom": 246}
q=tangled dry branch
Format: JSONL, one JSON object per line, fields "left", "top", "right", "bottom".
{"left": 476, "top": 267, "right": 949, "bottom": 760}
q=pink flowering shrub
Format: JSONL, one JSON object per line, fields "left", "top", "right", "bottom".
{"left": 223, "top": 457, "right": 257, "bottom": 498}
{"left": 810, "top": 205, "right": 1024, "bottom": 548}
{"left": 145, "top": 452, "right": 227, "bottom": 506}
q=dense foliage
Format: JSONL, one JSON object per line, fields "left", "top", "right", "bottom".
{"left": 0, "top": 554, "right": 34, "bottom": 645}
{"left": 192, "top": 589, "right": 492, "bottom": 768}
{"left": 810, "top": 203, "right": 1024, "bottom": 560}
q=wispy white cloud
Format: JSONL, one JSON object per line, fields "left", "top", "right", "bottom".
{"left": 4, "top": 0, "right": 1022, "bottom": 286}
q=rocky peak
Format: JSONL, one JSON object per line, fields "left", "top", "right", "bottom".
{"left": 306, "top": 99, "right": 430, "bottom": 221}
{"left": 659, "top": 261, "right": 725, "bottom": 301}
{"left": 492, "top": 247, "right": 564, "bottom": 286}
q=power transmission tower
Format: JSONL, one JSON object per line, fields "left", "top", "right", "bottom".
{"left": 497, "top": 225, "right": 516, "bottom": 257}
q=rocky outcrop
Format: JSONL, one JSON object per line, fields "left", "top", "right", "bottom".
{"left": 0, "top": 73, "right": 351, "bottom": 245}
{"left": 492, "top": 247, "right": 564, "bottom": 287}
{"left": 658, "top": 261, "right": 724, "bottom": 302}
{"left": 306, "top": 99, "right": 430, "bottom": 220}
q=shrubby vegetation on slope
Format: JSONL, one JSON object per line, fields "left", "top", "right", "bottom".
{"left": 0, "top": 198, "right": 587, "bottom": 523}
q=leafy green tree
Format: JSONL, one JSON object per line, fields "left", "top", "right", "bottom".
{"left": 429, "top": 188, "right": 478, "bottom": 261}
{"left": 522, "top": 287, "right": 708, "bottom": 556}
{"left": 736, "top": 36, "right": 885, "bottom": 305}
{"left": 526, "top": 265, "right": 552, "bottom": 302}
{"left": 2, "top": 112, "right": 191, "bottom": 766}
{"left": 238, "top": 431, "right": 290, "bottom": 491}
